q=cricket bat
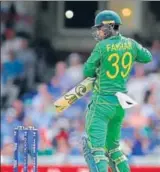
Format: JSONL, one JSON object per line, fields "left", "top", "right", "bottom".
{"left": 54, "top": 77, "right": 95, "bottom": 113}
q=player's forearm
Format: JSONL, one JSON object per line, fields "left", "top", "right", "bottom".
{"left": 136, "top": 47, "right": 152, "bottom": 63}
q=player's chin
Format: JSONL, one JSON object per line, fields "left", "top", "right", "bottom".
{"left": 97, "top": 36, "right": 104, "bottom": 41}
{"left": 94, "top": 35, "right": 103, "bottom": 41}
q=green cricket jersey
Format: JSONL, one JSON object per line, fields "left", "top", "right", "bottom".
{"left": 83, "top": 34, "right": 152, "bottom": 95}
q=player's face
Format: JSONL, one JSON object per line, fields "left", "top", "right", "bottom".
{"left": 92, "top": 25, "right": 105, "bottom": 41}
{"left": 97, "top": 29, "right": 105, "bottom": 40}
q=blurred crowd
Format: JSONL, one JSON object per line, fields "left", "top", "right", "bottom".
{"left": 1, "top": 2, "right": 160, "bottom": 165}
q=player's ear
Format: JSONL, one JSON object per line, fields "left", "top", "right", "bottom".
{"left": 114, "top": 24, "right": 119, "bottom": 31}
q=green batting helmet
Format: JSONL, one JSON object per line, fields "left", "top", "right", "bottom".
{"left": 94, "top": 10, "right": 122, "bottom": 27}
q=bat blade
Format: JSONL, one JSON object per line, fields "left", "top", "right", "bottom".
{"left": 54, "top": 77, "right": 95, "bottom": 113}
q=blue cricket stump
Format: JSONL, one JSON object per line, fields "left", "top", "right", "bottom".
{"left": 32, "top": 129, "right": 38, "bottom": 172}
{"left": 24, "top": 129, "right": 28, "bottom": 172}
{"left": 14, "top": 128, "right": 19, "bottom": 172}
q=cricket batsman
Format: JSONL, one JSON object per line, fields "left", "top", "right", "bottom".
{"left": 82, "top": 10, "right": 152, "bottom": 172}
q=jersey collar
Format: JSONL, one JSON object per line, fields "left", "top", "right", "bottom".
{"left": 107, "top": 33, "right": 121, "bottom": 40}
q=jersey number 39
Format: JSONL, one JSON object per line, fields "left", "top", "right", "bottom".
{"left": 106, "top": 52, "right": 132, "bottom": 79}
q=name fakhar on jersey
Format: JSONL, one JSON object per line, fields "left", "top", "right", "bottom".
{"left": 106, "top": 41, "right": 132, "bottom": 52}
